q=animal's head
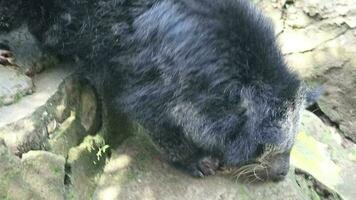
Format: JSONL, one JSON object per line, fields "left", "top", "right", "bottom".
{"left": 224, "top": 83, "right": 322, "bottom": 182}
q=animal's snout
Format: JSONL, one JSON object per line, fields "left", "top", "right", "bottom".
{"left": 268, "top": 152, "right": 290, "bottom": 182}
{"left": 271, "top": 169, "right": 288, "bottom": 182}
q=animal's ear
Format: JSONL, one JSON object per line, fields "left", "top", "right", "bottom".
{"left": 304, "top": 86, "right": 323, "bottom": 107}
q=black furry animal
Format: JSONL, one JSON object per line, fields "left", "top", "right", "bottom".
{"left": 0, "top": 0, "right": 320, "bottom": 181}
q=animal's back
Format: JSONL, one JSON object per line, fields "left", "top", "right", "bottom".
{"left": 109, "top": 0, "right": 305, "bottom": 179}
{"left": 117, "top": 0, "right": 300, "bottom": 140}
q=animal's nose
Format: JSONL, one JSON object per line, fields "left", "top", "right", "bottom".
{"left": 271, "top": 170, "right": 288, "bottom": 182}
{"left": 277, "top": 170, "right": 288, "bottom": 177}
{"left": 269, "top": 152, "right": 290, "bottom": 182}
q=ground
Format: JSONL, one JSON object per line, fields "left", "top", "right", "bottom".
{"left": 0, "top": 0, "right": 356, "bottom": 199}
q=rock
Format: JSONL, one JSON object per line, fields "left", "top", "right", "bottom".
{"left": 0, "top": 66, "right": 72, "bottom": 127}
{"left": 0, "top": 117, "right": 50, "bottom": 156}
{"left": 0, "top": 66, "right": 73, "bottom": 155}
{"left": 93, "top": 126, "right": 311, "bottom": 200}
{"left": 259, "top": 0, "right": 356, "bottom": 197}
{"left": 0, "top": 61, "right": 105, "bottom": 200}
{"left": 279, "top": 24, "right": 348, "bottom": 54}
{"left": 21, "top": 151, "right": 66, "bottom": 200}
{"left": 79, "top": 82, "right": 101, "bottom": 134}
{"left": 300, "top": 0, "right": 356, "bottom": 20}
{"left": 49, "top": 111, "right": 84, "bottom": 157}
{"left": 260, "top": 0, "right": 356, "bottom": 143}
{"left": 291, "top": 111, "right": 356, "bottom": 200}
{"left": 286, "top": 26, "right": 356, "bottom": 142}
{"left": 0, "top": 140, "right": 37, "bottom": 200}
{"left": 0, "top": 66, "right": 33, "bottom": 106}
{"left": 0, "top": 25, "right": 57, "bottom": 75}
{"left": 0, "top": 66, "right": 103, "bottom": 157}
{"left": 257, "top": 2, "right": 284, "bottom": 35}
{"left": 285, "top": 6, "right": 313, "bottom": 29}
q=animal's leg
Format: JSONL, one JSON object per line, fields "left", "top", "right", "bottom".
{"left": 148, "top": 122, "right": 220, "bottom": 177}
{"left": 0, "top": 43, "right": 13, "bottom": 66}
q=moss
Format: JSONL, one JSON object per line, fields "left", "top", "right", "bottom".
{"left": 348, "top": 148, "right": 356, "bottom": 161}
{"left": 14, "top": 93, "right": 21, "bottom": 102}
{"left": 13, "top": 90, "right": 26, "bottom": 103}
{"left": 0, "top": 97, "right": 4, "bottom": 107}
{"left": 1, "top": 194, "right": 12, "bottom": 200}
{"left": 65, "top": 186, "right": 77, "bottom": 200}
{"left": 125, "top": 168, "right": 140, "bottom": 182}
{"left": 237, "top": 185, "right": 253, "bottom": 199}
{"left": 51, "top": 165, "right": 62, "bottom": 177}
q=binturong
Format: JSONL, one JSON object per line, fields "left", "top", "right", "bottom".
{"left": 0, "top": 0, "right": 321, "bottom": 181}
{"left": 115, "top": 0, "right": 322, "bottom": 181}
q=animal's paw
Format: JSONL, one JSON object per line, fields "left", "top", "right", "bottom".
{"left": 0, "top": 43, "right": 13, "bottom": 66}
{"left": 188, "top": 156, "right": 220, "bottom": 178}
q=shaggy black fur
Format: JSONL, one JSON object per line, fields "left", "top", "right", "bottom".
{"left": 0, "top": 0, "right": 320, "bottom": 179}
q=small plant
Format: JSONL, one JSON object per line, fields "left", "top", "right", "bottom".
{"left": 0, "top": 97, "right": 4, "bottom": 107}
{"left": 14, "top": 91, "right": 25, "bottom": 103}
{"left": 96, "top": 144, "right": 110, "bottom": 161}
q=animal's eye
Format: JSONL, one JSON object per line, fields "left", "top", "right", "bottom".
{"left": 264, "top": 143, "right": 279, "bottom": 153}
{"left": 264, "top": 144, "right": 274, "bottom": 151}
{"left": 264, "top": 143, "right": 285, "bottom": 155}
{"left": 255, "top": 144, "right": 264, "bottom": 157}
